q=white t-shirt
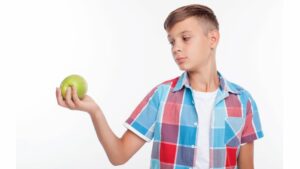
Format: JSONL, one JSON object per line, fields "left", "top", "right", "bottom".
{"left": 192, "top": 88, "right": 218, "bottom": 169}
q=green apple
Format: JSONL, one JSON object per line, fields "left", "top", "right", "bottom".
{"left": 60, "top": 74, "right": 88, "bottom": 100}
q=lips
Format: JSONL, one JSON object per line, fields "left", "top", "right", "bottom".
{"left": 176, "top": 57, "right": 187, "bottom": 63}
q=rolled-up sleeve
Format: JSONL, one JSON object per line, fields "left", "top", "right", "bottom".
{"left": 241, "top": 92, "right": 264, "bottom": 144}
{"left": 123, "top": 85, "right": 160, "bottom": 142}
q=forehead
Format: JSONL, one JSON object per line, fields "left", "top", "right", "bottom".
{"left": 167, "top": 17, "right": 203, "bottom": 38}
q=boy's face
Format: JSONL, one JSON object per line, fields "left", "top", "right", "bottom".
{"left": 167, "top": 16, "right": 219, "bottom": 72}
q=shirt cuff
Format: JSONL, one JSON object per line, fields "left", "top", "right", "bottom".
{"left": 123, "top": 122, "right": 151, "bottom": 142}
{"left": 240, "top": 143, "right": 247, "bottom": 146}
{"left": 241, "top": 130, "right": 264, "bottom": 144}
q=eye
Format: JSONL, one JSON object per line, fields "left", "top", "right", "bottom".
{"left": 183, "top": 36, "right": 190, "bottom": 41}
{"left": 169, "top": 40, "right": 174, "bottom": 46}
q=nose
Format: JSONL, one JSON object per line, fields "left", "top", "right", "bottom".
{"left": 172, "top": 42, "right": 182, "bottom": 56}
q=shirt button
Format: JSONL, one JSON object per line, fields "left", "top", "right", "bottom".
{"left": 194, "top": 122, "right": 198, "bottom": 126}
{"left": 191, "top": 145, "right": 195, "bottom": 148}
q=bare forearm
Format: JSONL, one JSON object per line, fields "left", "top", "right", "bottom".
{"left": 56, "top": 87, "right": 128, "bottom": 165}
{"left": 90, "top": 109, "right": 126, "bottom": 165}
{"left": 237, "top": 142, "right": 254, "bottom": 169}
{"left": 238, "top": 164, "right": 254, "bottom": 169}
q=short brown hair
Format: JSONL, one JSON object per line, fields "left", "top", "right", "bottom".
{"left": 164, "top": 4, "right": 219, "bottom": 33}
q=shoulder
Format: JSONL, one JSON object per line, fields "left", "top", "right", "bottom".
{"left": 151, "top": 75, "right": 180, "bottom": 91}
{"left": 226, "top": 80, "right": 256, "bottom": 104}
{"left": 150, "top": 76, "right": 181, "bottom": 97}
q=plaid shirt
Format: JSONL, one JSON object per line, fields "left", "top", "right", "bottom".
{"left": 124, "top": 71, "right": 264, "bottom": 169}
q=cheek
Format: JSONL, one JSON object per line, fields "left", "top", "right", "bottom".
{"left": 196, "top": 42, "right": 210, "bottom": 56}
{"left": 191, "top": 39, "right": 206, "bottom": 51}
{"left": 189, "top": 43, "right": 205, "bottom": 57}
{"left": 189, "top": 45, "right": 210, "bottom": 63}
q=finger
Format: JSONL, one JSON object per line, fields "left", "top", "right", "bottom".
{"left": 56, "top": 87, "right": 67, "bottom": 107}
{"left": 65, "top": 87, "right": 76, "bottom": 109}
{"left": 71, "top": 86, "right": 81, "bottom": 106}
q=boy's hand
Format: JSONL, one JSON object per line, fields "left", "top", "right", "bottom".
{"left": 56, "top": 86, "right": 100, "bottom": 115}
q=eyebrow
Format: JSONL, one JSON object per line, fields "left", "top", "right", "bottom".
{"left": 167, "top": 30, "right": 192, "bottom": 39}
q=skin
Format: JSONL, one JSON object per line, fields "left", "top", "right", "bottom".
{"left": 56, "top": 87, "right": 145, "bottom": 165}
{"left": 56, "top": 16, "right": 254, "bottom": 168}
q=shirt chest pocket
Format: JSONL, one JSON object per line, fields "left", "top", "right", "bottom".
{"left": 224, "top": 117, "right": 245, "bottom": 147}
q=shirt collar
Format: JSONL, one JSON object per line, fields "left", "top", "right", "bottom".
{"left": 172, "top": 71, "right": 240, "bottom": 94}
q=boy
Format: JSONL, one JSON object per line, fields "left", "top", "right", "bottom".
{"left": 56, "top": 4, "right": 263, "bottom": 169}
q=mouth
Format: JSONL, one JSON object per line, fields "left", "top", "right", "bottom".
{"left": 175, "top": 57, "right": 187, "bottom": 64}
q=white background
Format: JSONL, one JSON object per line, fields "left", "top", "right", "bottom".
{"left": 1, "top": 0, "right": 291, "bottom": 168}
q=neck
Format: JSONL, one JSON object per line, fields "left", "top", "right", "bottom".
{"left": 187, "top": 56, "right": 219, "bottom": 92}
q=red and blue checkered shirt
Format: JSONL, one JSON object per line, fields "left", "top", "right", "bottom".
{"left": 124, "top": 71, "right": 264, "bottom": 169}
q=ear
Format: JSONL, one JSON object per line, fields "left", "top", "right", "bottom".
{"left": 208, "top": 29, "right": 220, "bottom": 49}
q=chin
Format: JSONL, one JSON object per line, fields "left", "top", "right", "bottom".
{"left": 178, "top": 64, "right": 190, "bottom": 71}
